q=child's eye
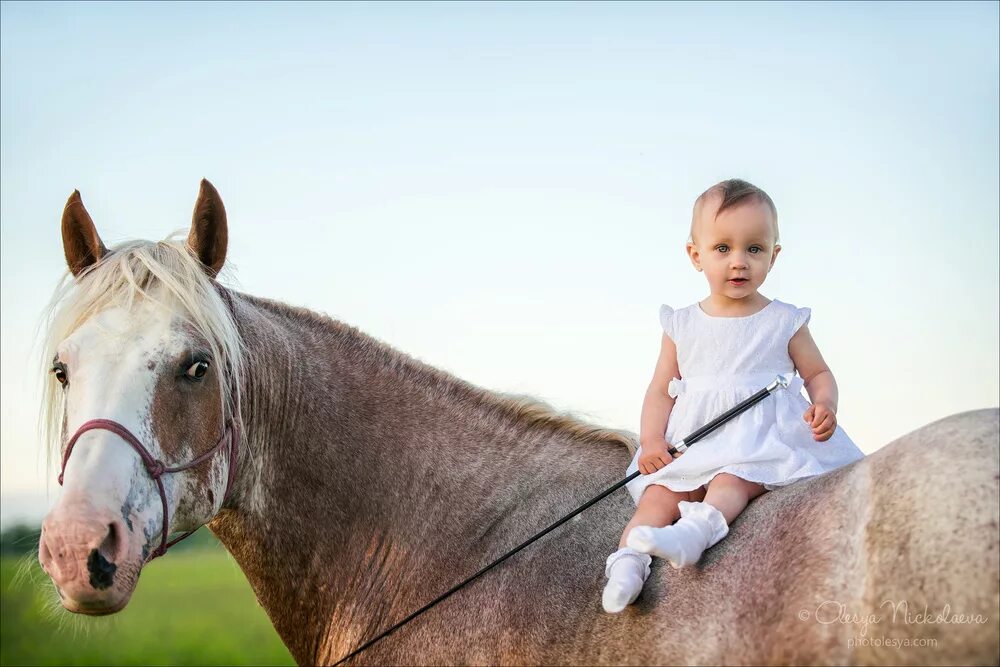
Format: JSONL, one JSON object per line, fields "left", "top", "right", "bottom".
{"left": 749, "top": 246, "right": 762, "bottom": 254}
{"left": 715, "top": 244, "right": 729, "bottom": 253}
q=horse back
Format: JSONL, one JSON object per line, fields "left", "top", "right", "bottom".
{"left": 583, "top": 409, "right": 998, "bottom": 666}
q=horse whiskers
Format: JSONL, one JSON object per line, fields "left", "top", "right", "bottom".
{"left": 9, "top": 552, "right": 80, "bottom": 633}
{"left": 10, "top": 552, "right": 45, "bottom": 591}
{"left": 8, "top": 549, "right": 65, "bottom": 621}
{"left": 49, "top": 604, "right": 121, "bottom": 640}
{"left": 25, "top": 562, "right": 130, "bottom": 639}
{"left": 36, "top": 581, "right": 82, "bottom": 634}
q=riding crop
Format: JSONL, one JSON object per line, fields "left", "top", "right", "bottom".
{"left": 333, "top": 373, "right": 793, "bottom": 665}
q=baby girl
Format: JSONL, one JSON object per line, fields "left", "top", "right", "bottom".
{"left": 602, "top": 178, "right": 865, "bottom": 613}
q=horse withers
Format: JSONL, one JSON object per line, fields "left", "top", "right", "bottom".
{"left": 38, "top": 181, "right": 999, "bottom": 665}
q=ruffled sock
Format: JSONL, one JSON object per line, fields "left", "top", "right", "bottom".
{"left": 601, "top": 546, "right": 652, "bottom": 613}
{"left": 625, "top": 501, "right": 729, "bottom": 568}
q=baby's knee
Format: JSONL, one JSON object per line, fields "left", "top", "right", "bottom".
{"left": 709, "top": 473, "right": 764, "bottom": 494}
{"left": 639, "top": 483, "right": 685, "bottom": 505}
{"left": 710, "top": 473, "right": 743, "bottom": 487}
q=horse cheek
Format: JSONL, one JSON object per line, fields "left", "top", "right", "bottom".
{"left": 149, "top": 362, "right": 225, "bottom": 528}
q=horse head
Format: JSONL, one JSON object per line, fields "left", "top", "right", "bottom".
{"left": 38, "top": 180, "right": 243, "bottom": 615}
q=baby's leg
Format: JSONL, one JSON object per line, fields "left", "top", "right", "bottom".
{"left": 626, "top": 477, "right": 751, "bottom": 567}
{"left": 602, "top": 485, "right": 695, "bottom": 613}
{"left": 703, "top": 473, "right": 767, "bottom": 523}
{"left": 618, "top": 484, "right": 695, "bottom": 548}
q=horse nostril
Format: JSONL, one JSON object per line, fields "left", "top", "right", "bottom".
{"left": 87, "top": 548, "right": 117, "bottom": 590}
{"left": 99, "top": 522, "right": 123, "bottom": 563}
{"left": 88, "top": 522, "right": 122, "bottom": 591}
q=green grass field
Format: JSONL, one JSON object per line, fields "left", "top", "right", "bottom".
{"left": 0, "top": 551, "right": 295, "bottom": 666}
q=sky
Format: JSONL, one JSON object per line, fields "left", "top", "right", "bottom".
{"left": 1, "top": 1, "right": 998, "bottom": 525}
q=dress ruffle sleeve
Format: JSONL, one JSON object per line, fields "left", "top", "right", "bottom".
{"left": 659, "top": 304, "right": 676, "bottom": 341}
{"left": 792, "top": 306, "right": 811, "bottom": 335}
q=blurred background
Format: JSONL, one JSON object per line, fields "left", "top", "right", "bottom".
{"left": 1, "top": 1, "right": 997, "bottom": 664}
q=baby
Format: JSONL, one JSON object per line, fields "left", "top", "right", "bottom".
{"left": 602, "top": 178, "right": 865, "bottom": 613}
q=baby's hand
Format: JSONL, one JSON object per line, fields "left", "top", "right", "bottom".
{"left": 803, "top": 403, "right": 836, "bottom": 442}
{"left": 638, "top": 439, "right": 675, "bottom": 474}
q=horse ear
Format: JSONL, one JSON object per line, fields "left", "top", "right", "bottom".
{"left": 187, "top": 179, "right": 228, "bottom": 277}
{"left": 61, "top": 190, "right": 108, "bottom": 277}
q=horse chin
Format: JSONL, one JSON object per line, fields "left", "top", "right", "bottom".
{"left": 59, "top": 589, "right": 134, "bottom": 616}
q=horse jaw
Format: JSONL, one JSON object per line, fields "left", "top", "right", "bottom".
{"left": 38, "top": 303, "right": 212, "bottom": 615}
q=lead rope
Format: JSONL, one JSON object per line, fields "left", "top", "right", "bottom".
{"left": 333, "top": 375, "right": 790, "bottom": 665}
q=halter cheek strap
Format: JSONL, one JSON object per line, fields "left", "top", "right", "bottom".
{"left": 58, "top": 417, "right": 239, "bottom": 561}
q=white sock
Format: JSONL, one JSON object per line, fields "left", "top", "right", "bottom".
{"left": 602, "top": 546, "right": 652, "bottom": 613}
{"left": 625, "top": 501, "right": 729, "bottom": 568}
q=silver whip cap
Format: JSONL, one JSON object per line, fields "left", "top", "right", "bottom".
{"left": 766, "top": 373, "right": 793, "bottom": 393}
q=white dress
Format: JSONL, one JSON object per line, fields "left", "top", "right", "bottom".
{"left": 625, "top": 299, "right": 865, "bottom": 505}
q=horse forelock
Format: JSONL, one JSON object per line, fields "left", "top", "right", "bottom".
{"left": 39, "top": 236, "right": 246, "bottom": 473}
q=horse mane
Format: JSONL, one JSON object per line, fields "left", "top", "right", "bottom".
{"left": 39, "top": 238, "right": 636, "bottom": 476}
{"left": 489, "top": 392, "right": 638, "bottom": 455}
{"left": 247, "top": 295, "right": 639, "bottom": 456}
{"left": 39, "top": 236, "right": 246, "bottom": 469}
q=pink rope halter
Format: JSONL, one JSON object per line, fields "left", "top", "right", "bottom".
{"left": 56, "top": 284, "right": 241, "bottom": 562}
{"left": 58, "top": 418, "right": 238, "bottom": 560}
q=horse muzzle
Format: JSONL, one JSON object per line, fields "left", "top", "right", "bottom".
{"left": 39, "top": 499, "right": 143, "bottom": 615}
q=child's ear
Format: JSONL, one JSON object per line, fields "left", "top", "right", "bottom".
{"left": 769, "top": 244, "right": 782, "bottom": 270}
{"left": 686, "top": 242, "right": 703, "bottom": 272}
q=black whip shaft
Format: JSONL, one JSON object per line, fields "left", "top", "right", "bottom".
{"left": 681, "top": 385, "right": 771, "bottom": 446}
{"left": 334, "top": 378, "right": 782, "bottom": 665}
{"left": 334, "top": 471, "right": 633, "bottom": 665}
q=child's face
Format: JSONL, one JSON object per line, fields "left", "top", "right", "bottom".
{"left": 686, "top": 197, "right": 781, "bottom": 301}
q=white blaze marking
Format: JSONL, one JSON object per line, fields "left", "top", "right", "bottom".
{"left": 55, "top": 301, "right": 220, "bottom": 549}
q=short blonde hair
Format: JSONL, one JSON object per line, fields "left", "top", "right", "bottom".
{"left": 690, "top": 178, "right": 779, "bottom": 244}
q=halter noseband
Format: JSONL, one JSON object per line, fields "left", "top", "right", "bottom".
{"left": 58, "top": 417, "right": 239, "bottom": 560}
{"left": 56, "top": 284, "right": 241, "bottom": 562}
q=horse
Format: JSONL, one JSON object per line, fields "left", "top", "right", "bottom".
{"left": 38, "top": 181, "right": 999, "bottom": 665}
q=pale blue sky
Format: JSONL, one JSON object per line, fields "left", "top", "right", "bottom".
{"left": 2, "top": 1, "right": 998, "bottom": 522}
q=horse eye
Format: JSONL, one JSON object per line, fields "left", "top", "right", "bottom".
{"left": 52, "top": 367, "right": 68, "bottom": 385}
{"left": 185, "top": 360, "right": 210, "bottom": 380}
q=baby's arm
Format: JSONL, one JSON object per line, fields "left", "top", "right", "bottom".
{"left": 788, "top": 324, "right": 838, "bottom": 441}
{"left": 637, "top": 333, "right": 681, "bottom": 473}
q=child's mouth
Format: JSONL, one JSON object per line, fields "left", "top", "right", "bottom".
{"left": 728, "top": 278, "right": 748, "bottom": 286}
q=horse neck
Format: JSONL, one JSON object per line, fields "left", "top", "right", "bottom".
{"left": 207, "top": 293, "right": 627, "bottom": 663}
